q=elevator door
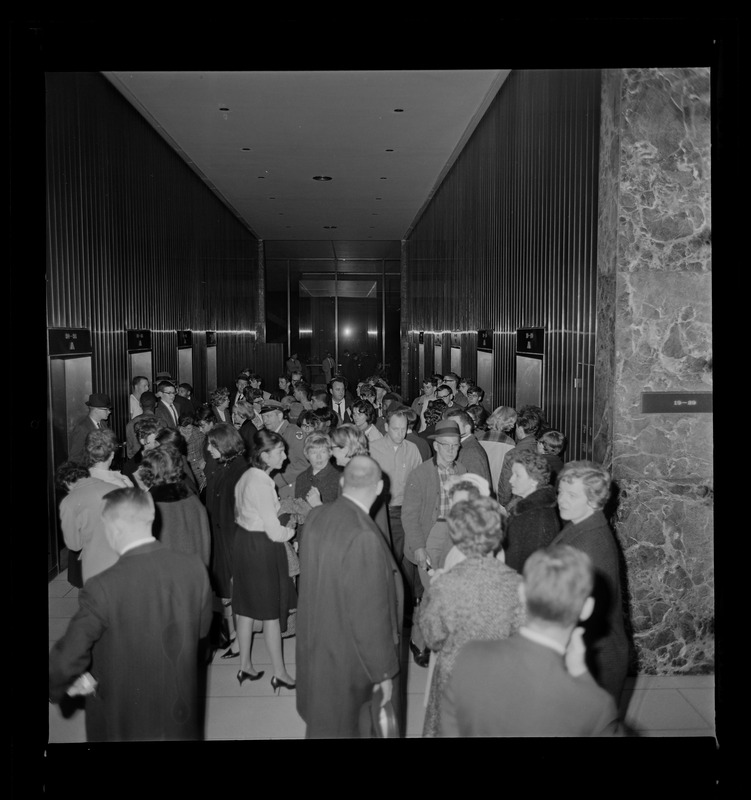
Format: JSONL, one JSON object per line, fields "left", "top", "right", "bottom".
{"left": 178, "top": 347, "right": 193, "bottom": 387}
{"left": 206, "top": 347, "right": 217, "bottom": 392}
{"left": 515, "top": 354, "right": 543, "bottom": 408}
{"left": 433, "top": 344, "right": 443, "bottom": 376}
{"left": 476, "top": 350, "right": 494, "bottom": 411}
{"left": 129, "top": 350, "right": 153, "bottom": 387}
{"left": 49, "top": 355, "right": 93, "bottom": 575}
{"left": 450, "top": 347, "right": 461, "bottom": 377}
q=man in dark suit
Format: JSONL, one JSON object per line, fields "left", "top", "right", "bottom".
{"left": 327, "top": 376, "right": 354, "bottom": 423}
{"left": 175, "top": 382, "right": 200, "bottom": 419}
{"left": 49, "top": 487, "right": 213, "bottom": 741}
{"left": 229, "top": 375, "right": 249, "bottom": 416}
{"left": 154, "top": 380, "right": 180, "bottom": 429}
{"left": 296, "top": 456, "right": 403, "bottom": 738}
{"left": 68, "top": 392, "right": 112, "bottom": 463}
{"left": 441, "top": 544, "right": 623, "bottom": 737}
{"left": 445, "top": 407, "right": 493, "bottom": 488}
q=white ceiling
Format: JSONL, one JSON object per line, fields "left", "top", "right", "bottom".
{"left": 102, "top": 70, "right": 509, "bottom": 247}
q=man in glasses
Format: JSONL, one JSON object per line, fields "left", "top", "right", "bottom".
{"left": 442, "top": 373, "right": 467, "bottom": 408}
{"left": 155, "top": 380, "right": 180, "bottom": 429}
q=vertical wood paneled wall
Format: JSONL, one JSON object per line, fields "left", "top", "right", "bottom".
{"left": 404, "top": 69, "right": 601, "bottom": 460}
{"left": 46, "top": 72, "right": 265, "bottom": 440}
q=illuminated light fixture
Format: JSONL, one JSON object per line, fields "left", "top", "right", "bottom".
{"left": 343, "top": 327, "right": 352, "bottom": 337}
{"left": 299, "top": 329, "right": 313, "bottom": 335}
{"left": 313, "top": 176, "right": 332, "bottom": 181}
{"left": 367, "top": 330, "right": 378, "bottom": 336}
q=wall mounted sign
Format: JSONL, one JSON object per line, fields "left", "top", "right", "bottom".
{"left": 177, "top": 330, "right": 193, "bottom": 348}
{"left": 641, "top": 392, "right": 713, "bottom": 414}
{"left": 206, "top": 331, "right": 217, "bottom": 347}
{"left": 126, "top": 329, "right": 151, "bottom": 351}
{"left": 450, "top": 332, "right": 461, "bottom": 347}
{"left": 477, "top": 329, "right": 494, "bottom": 351}
{"left": 418, "top": 331, "right": 424, "bottom": 344}
{"left": 516, "top": 327, "right": 544, "bottom": 355}
{"left": 48, "top": 328, "right": 92, "bottom": 356}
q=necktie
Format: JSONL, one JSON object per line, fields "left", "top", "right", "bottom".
{"left": 337, "top": 402, "right": 344, "bottom": 421}
{"left": 170, "top": 404, "right": 178, "bottom": 424}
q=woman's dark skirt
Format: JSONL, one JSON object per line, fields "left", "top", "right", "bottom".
{"left": 232, "top": 525, "right": 297, "bottom": 631}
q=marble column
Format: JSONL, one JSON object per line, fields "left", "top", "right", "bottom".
{"left": 595, "top": 68, "right": 713, "bottom": 674}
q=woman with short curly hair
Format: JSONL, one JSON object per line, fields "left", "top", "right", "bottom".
{"left": 503, "top": 449, "right": 560, "bottom": 573}
{"left": 138, "top": 443, "right": 210, "bottom": 566}
{"left": 83, "top": 428, "right": 133, "bottom": 488}
{"left": 419, "top": 496, "right": 525, "bottom": 737}
{"left": 209, "top": 387, "right": 231, "bottom": 424}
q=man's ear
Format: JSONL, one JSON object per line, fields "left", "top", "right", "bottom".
{"left": 579, "top": 595, "right": 595, "bottom": 622}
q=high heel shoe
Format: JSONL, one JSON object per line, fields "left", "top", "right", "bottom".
{"left": 236, "top": 669, "right": 264, "bottom": 685}
{"left": 220, "top": 645, "right": 240, "bottom": 659}
{"left": 270, "top": 675, "right": 296, "bottom": 693}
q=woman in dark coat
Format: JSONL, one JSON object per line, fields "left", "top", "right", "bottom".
{"left": 204, "top": 424, "right": 249, "bottom": 657}
{"left": 551, "top": 461, "right": 629, "bottom": 705}
{"left": 504, "top": 449, "right": 561, "bottom": 573}
{"left": 137, "top": 444, "right": 211, "bottom": 566}
{"left": 293, "top": 432, "right": 341, "bottom": 547}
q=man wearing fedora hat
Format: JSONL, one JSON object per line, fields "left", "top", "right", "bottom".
{"left": 68, "top": 393, "right": 112, "bottom": 464}
{"left": 401, "top": 418, "right": 467, "bottom": 666}
{"left": 259, "top": 401, "right": 309, "bottom": 498}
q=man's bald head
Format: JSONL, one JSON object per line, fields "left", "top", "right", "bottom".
{"left": 342, "top": 455, "right": 382, "bottom": 490}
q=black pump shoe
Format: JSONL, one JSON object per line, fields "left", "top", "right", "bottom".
{"left": 220, "top": 646, "right": 240, "bottom": 659}
{"left": 270, "top": 675, "right": 296, "bottom": 693}
{"left": 409, "top": 640, "right": 430, "bottom": 668}
{"left": 236, "top": 669, "right": 264, "bottom": 685}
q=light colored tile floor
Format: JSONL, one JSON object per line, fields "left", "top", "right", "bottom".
{"left": 48, "top": 570, "right": 717, "bottom": 742}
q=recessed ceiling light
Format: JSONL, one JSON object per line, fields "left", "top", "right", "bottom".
{"left": 313, "top": 176, "right": 332, "bottom": 181}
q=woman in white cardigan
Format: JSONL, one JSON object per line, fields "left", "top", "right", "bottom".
{"left": 233, "top": 429, "right": 298, "bottom": 691}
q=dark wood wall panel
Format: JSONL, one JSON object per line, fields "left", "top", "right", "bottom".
{"left": 46, "top": 72, "right": 261, "bottom": 439}
{"left": 404, "top": 69, "right": 601, "bottom": 460}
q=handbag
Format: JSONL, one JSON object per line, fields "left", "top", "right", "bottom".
{"left": 285, "top": 540, "right": 300, "bottom": 577}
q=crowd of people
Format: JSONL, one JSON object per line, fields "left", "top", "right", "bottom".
{"left": 49, "top": 363, "right": 628, "bottom": 740}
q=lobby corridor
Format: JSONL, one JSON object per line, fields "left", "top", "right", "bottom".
{"left": 48, "top": 569, "right": 716, "bottom": 742}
